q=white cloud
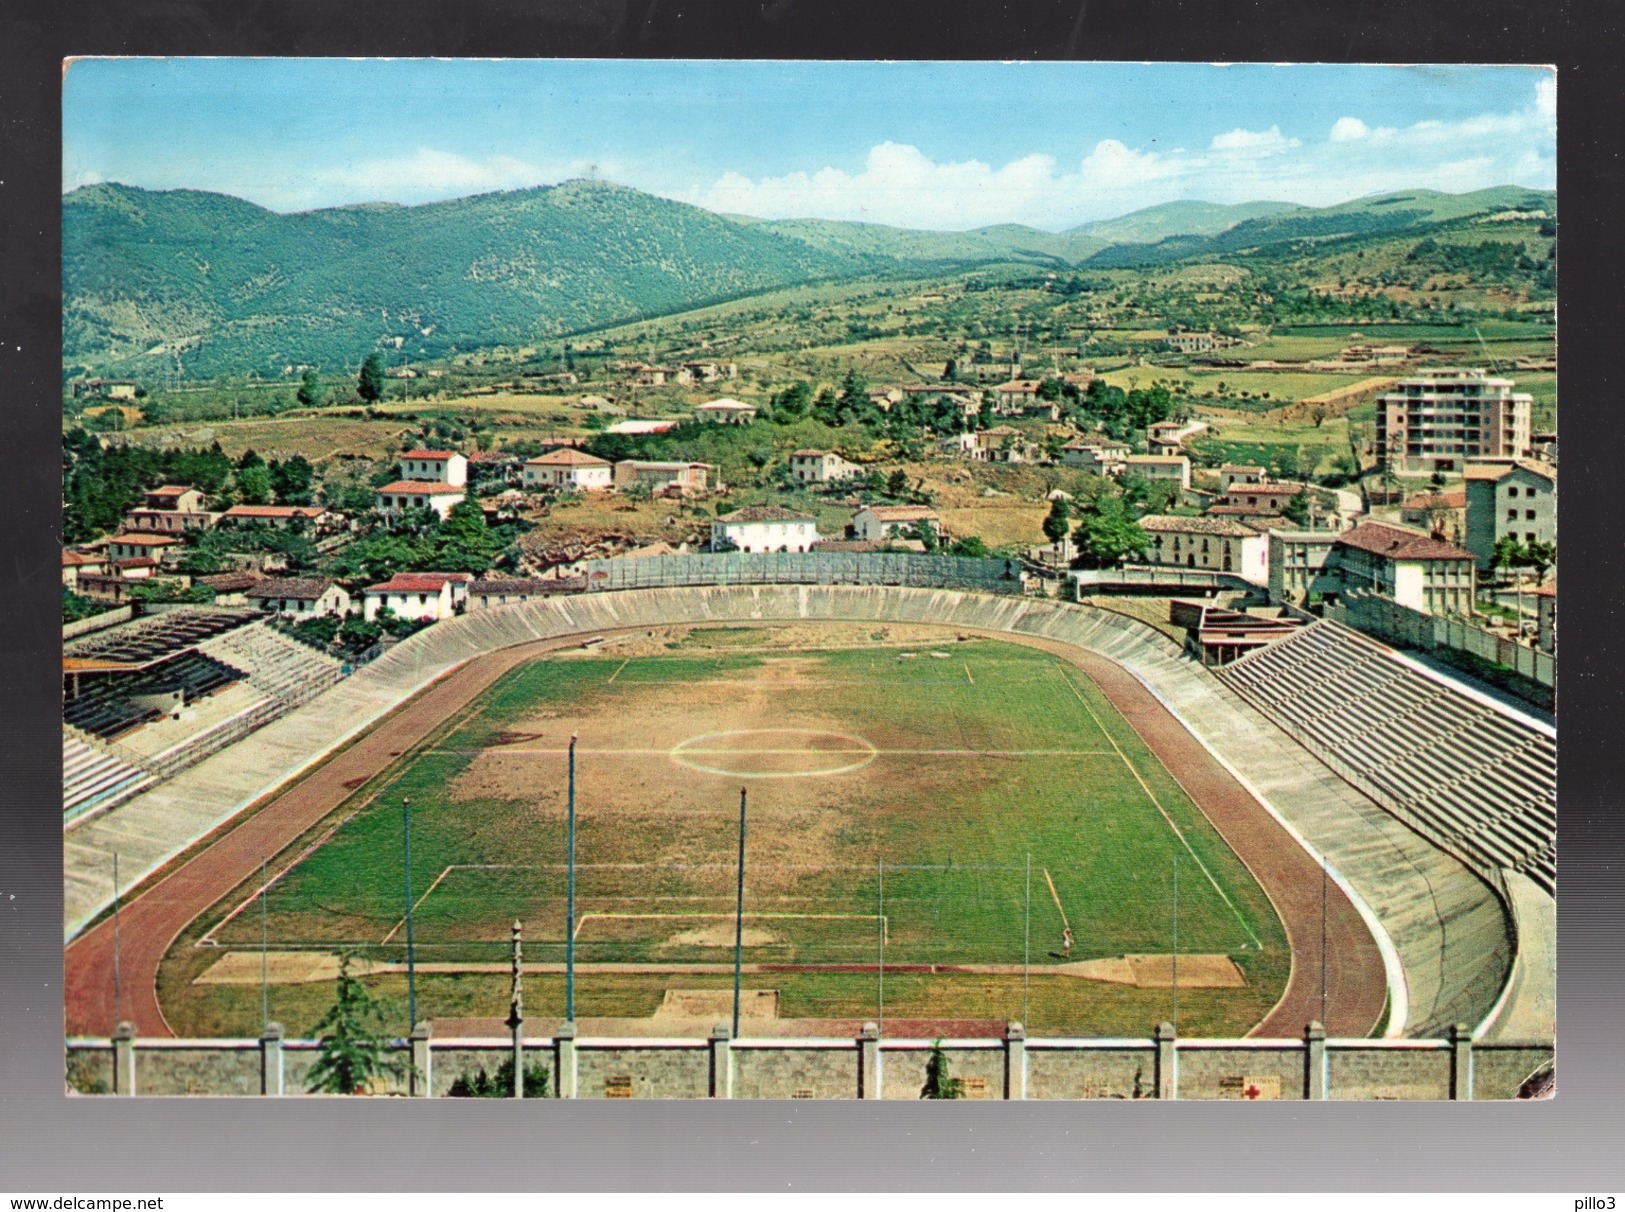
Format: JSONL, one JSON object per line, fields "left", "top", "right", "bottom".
{"left": 1210, "top": 125, "right": 1300, "bottom": 154}
{"left": 321, "top": 149, "right": 549, "bottom": 200}
{"left": 1536, "top": 74, "right": 1556, "bottom": 118}
{"left": 1330, "top": 117, "right": 1368, "bottom": 142}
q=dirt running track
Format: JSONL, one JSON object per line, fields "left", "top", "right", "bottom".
{"left": 64, "top": 624, "right": 1387, "bottom": 1040}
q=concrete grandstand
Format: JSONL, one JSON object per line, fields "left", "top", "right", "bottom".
{"left": 62, "top": 584, "right": 1547, "bottom": 1043}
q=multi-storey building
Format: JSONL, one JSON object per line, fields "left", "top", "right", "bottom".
{"left": 1139, "top": 515, "right": 1268, "bottom": 584}
{"left": 1327, "top": 521, "right": 1477, "bottom": 616}
{"left": 1375, "top": 369, "right": 1532, "bottom": 474}
{"left": 1463, "top": 457, "right": 1557, "bottom": 570}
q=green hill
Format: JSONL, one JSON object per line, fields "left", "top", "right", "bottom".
{"left": 1068, "top": 199, "right": 1303, "bottom": 244}
{"left": 63, "top": 179, "right": 882, "bottom": 378}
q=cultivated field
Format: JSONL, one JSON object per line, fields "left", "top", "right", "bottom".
{"left": 185, "top": 628, "right": 1289, "bottom": 1036}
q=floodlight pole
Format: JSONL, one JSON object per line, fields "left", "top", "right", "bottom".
{"left": 877, "top": 859, "right": 885, "bottom": 1036}
{"left": 111, "top": 852, "right": 121, "bottom": 1032}
{"left": 732, "top": 787, "right": 747, "bottom": 1039}
{"left": 1321, "top": 856, "right": 1329, "bottom": 1028}
{"left": 1171, "top": 854, "right": 1179, "bottom": 1034}
{"left": 566, "top": 734, "right": 577, "bottom": 1023}
{"left": 261, "top": 856, "right": 269, "bottom": 1033}
{"left": 402, "top": 796, "right": 417, "bottom": 1029}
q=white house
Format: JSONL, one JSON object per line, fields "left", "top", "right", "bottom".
{"left": 523, "top": 448, "right": 615, "bottom": 491}
{"left": 399, "top": 450, "right": 468, "bottom": 487}
{"left": 1122, "top": 454, "right": 1191, "bottom": 489}
{"left": 106, "top": 533, "right": 182, "bottom": 563}
{"left": 693, "top": 398, "right": 758, "bottom": 425}
{"left": 361, "top": 572, "right": 474, "bottom": 622}
{"left": 246, "top": 576, "right": 352, "bottom": 618}
{"left": 850, "top": 504, "right": 941, "bottom": 543}
{"left": 1140, "top": 516, "right": 1268, "bottom": 585}
{"left": 790, "top": 449, "right": 863, "bottom": 485}
{"left": 375, "top": 481, "right": 467, "bottom": 521}
{"left": 711, "top": 506, "right": 819, "bottom": 553}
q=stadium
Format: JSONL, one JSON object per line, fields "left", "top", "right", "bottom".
{"left": 62, "top": 561, "right": 1555, "bottom": 1099}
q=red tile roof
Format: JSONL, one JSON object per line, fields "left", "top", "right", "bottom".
{"left": 221, "top": 504, "right": 328, "bottom": 519}
{"left": 719, "top": 506, "right": 817, "bottom": 524}
{"left": 1335, "top": 521, "right": 1476, "bottom": 561}
{"left": 62, "top": 551, "right": 102, "bottom": 566}
{"left": 526, "top": 448, "right": 610, "bottom": 466}
{"left": 146, "top": 485, "right": 195, "bottom": 497}
{"left": 248, "top": 577, "right": 338, "bottom": 601}
{"left": 365, "top": 572, "right": 475, "bottom": 593}
{"left": 111, "top": 532, "right": 180, "bottom": 546}
{"left": 401, "top": 449, "right": 461, "bottom": 460}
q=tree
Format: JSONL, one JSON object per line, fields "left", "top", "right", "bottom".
{"left": 942, "top": 358, "right": 958, "bottom": 382}
{"left": 270, "top": 455, "right": 315, "bottom": 505}
{"left": 914, "top": 519, "right": 940, "bottom": 553}
{"left": 1072, "top": 493, "right": 1148, "bottom": 569}
{"left": 448, "top": 1057, "right": 550, "bottom": 1098}
{"left": 1042, "top": 496, "right": 1072, "bottom": 545}
{"left": 296, "top": 370, "right": 322, "bottom": 409}
{"left": 948, "top": 535, "right": 990, "bottom": 558}
{"left": 358, "top": 353, "right": 387, "bottom": 403}
{"left": 305, "top": 955, "right": 414, "bottom": 1095}
{"left": 235, "top": 463, "right": 272, "bottom": 506}
{"left": 1492, "top": 535, "right": 1525, "bottom": 582}
{"left": 1522, "top": 539, "right": 1556, "bottom": 584}
{"left": 920, "top": 1040, "right": 964, "bottom": 1099}
{"left": 1281, "top": 488, "right": 1313, "bottom": 528}
{"left": 886, "top": 468, "right": 910, "bottom": 499}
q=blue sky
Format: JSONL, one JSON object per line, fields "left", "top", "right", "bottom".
{"left": 62, "top": 60, "right": 1555, "bottom": 231}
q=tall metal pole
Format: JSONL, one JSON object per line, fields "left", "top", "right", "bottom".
{"left": 1172, "top": 854, "right": 1179, "bottom": 1033}
{"left": 261, "top": 856, "right": 269, "bottom": 1032}
{"left": 111, "top": 852, "right": 121, "bottom": 1031}
{"left": 1321, "top": 856, "right": 1329, "bottom": 1028}
{"left": 508, "top": 920, "right": 524, "bottom": 1099}
{"left": 566, "top": 734, "right": 577, "bottom": 1023}
{"left": 1023, "top": 853, "right": 1031, "bottom": 1028}
{"left": 402, "top": 796, "right": 416, "bottom": 1029}
{"left": 732, "top": 787, "right": 747, "bottom": 1039}
{"left": 876, "top": 859, "right": 885, "bottom": 1036}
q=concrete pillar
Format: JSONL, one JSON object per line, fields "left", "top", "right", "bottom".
{"left": 410, "top": 1022, "right": 432, "bottom": 1098}
{"left": 1004, "top": 1021, "right": 1027, "bottom": 1101}
{"left": 112, "top": 1022, "right": 136, "bottom": 1097}
{"left": 555, "top": 1022, "right": 578, "bottom": 1099}
{"left": 1304, "top": 1021, "right": 1327, "bottom": 1101}
{"left": 709, "top": 1023, "right": 732, "bottom": 1099}
{"left": 1153, "top": 1021, "right": 1177, "bottom": 1101}
{"left": 260, "top": 1023, "right": 285, "bottom": 1096}
{"left": 859, "top": 1022, "right": 882, "bottom": 1100}
{"left": 1450, "top": 1023, "right": 1473, "bottom": 1101}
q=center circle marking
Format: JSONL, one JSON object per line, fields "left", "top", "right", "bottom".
{"left": 669, "top": 728, "right": 879, "bottom": 779}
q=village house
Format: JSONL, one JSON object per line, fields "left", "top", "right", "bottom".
{"left": 1222, "top": 482, "right": 1306, "bottom": 514}
{"left": 398, "top": 450, "right": 468, "bottom": 487}
{"left": 1463, "top": 457, "right": 1556, "bottom": 570}
{"left": 1400, "top": 488, "right": 1468, "bottom": 544}
{"left": 790, "top": 449, "right": 863, "bottom": 485}
{"left": 196, "top": 570, "right": 262, "bottom": 607}
{"left": 247, "top": 576, "right": 351, "bottom": 619}
{"left": 990, "top": 379, "right": 1045, "bottom": 414}
{"left": 124, "top": 507, "right": 216, "bottom": 535}
{"left": 523, "top": 448, "right": 615, "bottom": 491}
{"left": 143, "top": 485, "right": 208, "bottom": 513}
{"left": 711, "top": 506, "right": 820, "bottom": 554}
{"left": 1139, "top": 515, "right": 1268, "bottom": 585}
{"left": 613, "top": 460, "right": 714, "bottom": 496}
{"left": 850, "top": 504, "right": 942, "bottom": 543}
{"left": 1123, "top": 454, "right": 1192, "bottom": 490}
{"left": 1217, "top": 464, "right": 1268, "bottom": 491}
{"left": 1061, "top": 439, "right": 1130, "bottom": 474}
{"left": 361, "top": 572, "right": 474, "bottom": 623}
{"left": 374, "top": 481, "right": 466, "bottom": 522}
{"left": 681, "top": 361, "right": 736, "bottom": 383}
{"left": 1327, "top": 521, "right": 1477, "bottom": 615}
{"left": 217, "top": 503, "right": 336, "bottom": 531}
{"left": 106, "top": 533, "right": 183, "bottom": 564}
{"left": 467, "top": 576, "right": 585, "bottom": 611}
{"left": 693, "top": 398, "right": 758, "bottom": 425}
{"left": 61, "top": 550, "right": 106, "bottom": 590}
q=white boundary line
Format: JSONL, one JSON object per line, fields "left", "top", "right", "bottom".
{"left": 1055, "top": 666, "right": 1262, "bottom": 951}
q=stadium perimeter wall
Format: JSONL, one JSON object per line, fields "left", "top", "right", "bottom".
{"left": 64, "top": 586, "right": 1513, "bottom": 1038}
{"left": 67, "top": 1021, "right": 1551, "bottom": 1100}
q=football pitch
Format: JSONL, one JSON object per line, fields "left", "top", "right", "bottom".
{"left": 193, "top": 630, "right": 1289, "bottom": 1033}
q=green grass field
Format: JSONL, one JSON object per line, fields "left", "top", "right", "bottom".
{"left": 180, "top": 633, "right": 1289, "bottom": 1036}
